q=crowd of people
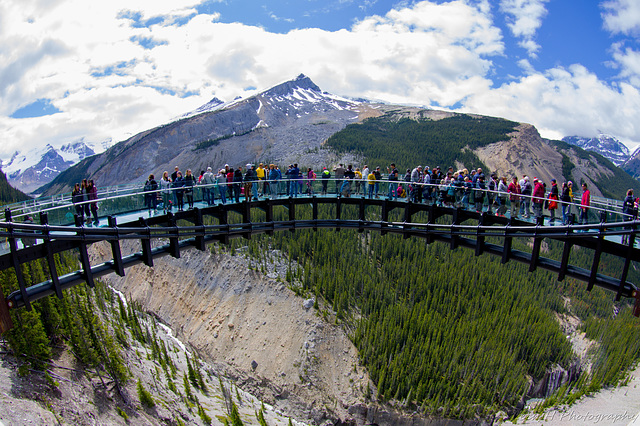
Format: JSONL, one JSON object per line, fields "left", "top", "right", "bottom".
{"left": 136, "top": 162, "right": 640, "bottom": 227}
{"left": 65, "top": 161, "right": 638, "bottom": 233}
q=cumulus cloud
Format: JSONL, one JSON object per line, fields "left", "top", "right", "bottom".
{"left": 0, "top": 0, "right": 507, "bottom": 157}
{"left": 499, "top": 0, "right": 549, "bottom": 56}
{"left": 602, "top": 0, "right": 640, "bottom": 35}
{"left": 610, "top": 42, "right": 640, "bottom": 88}
{"left": 2, "top": 0, "right": 640, "bottom": 161}
{"left": 463, "top": 64, "right": 640, "bottom": 142}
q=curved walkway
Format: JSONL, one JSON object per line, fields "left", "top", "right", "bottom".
{"left": 0, "top": 180, "right": 639, "bottom": 332}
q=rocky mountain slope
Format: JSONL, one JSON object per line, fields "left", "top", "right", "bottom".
{"left": 474, "top": 124, "right": 640, "bottom": 198}
{"left": 0, "top": 276, "right": 309, "bottom": 426}
{"left": 624, "top": 146, "right": 640, "bottom": 179}
{"left": 91, "top": 240, "right": 377, "bottom": 425}
{"left": 38, "top": 74, "right": 375, "bottom": 195}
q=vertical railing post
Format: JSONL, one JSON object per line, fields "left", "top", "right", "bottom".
{"left": 40, "top": 212, "right": 62, "bottom": 298}
{"left": 6, "top": 209, "right": 31, "bottom": 310}
{"left": 75, "top": 214, "right": 95, "bottom": 287}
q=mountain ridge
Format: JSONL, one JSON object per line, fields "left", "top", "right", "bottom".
{"left": 36, "top": 75, "right": 640, "bottom": 200}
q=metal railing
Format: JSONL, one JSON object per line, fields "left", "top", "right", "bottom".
{"left": 3, "top": 177, "right": 638, "bottom": 224}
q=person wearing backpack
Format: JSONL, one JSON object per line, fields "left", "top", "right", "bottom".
{"left": 487, "top": 174, "right": 498, "bottom": 215}
{"left": 622, "top": 189, "right": 636, "bottom": 244}
{"left": 144, "top": 174, "right": 158, "bottom": 214}
{"left": 474, "top": 176, "right": 486, "bottom": 213}
{"left": 496, "top": 176, "right": 508, "bottom": 217}
{"left": 321, "top": 167, "right": 331, "bottom": 195}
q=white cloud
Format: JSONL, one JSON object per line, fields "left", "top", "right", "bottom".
{"left": 2, "top": 0, "right": 640, "bottom": 164}
{"left": 0, "top": 0, "right": 506, "bottom": 158}
{"left": 611, "top": 42, "right": 640, "bottom": 87}
{"left": 463, "top": 64, "right": 640, "bottom": 142}
{"left": 499, "top": 0, "right": 549, "bottom": 57}
{"left": 602, "top": 0, "right": 640, "bottom": 35}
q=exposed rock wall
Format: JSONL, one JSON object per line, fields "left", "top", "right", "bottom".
{"left": 474, "top": 124, "right": 565, "bottom": 186}
{"left": 92, "top": 241, "right": 371, "bottom": 424}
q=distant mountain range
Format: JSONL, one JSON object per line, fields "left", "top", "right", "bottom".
{"left": 560, "top": 134, "right": 640, "bottom": 180}
{"left": 1, "top": 139, "right": 112, "bottom": 194}
{"left": 562, "top": 134, "right": 631, "bottom": 166}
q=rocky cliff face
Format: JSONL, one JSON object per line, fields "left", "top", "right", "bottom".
{"left": 93, "top": 241, "right": 372, "bottom": 424}
{"left": 475, "top": 124, "right": 625, "bottom": 197}
{"left": 474, "top": 124, "right": 565, "bottom": 187}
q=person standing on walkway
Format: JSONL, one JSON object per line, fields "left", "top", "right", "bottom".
{"left": 496, "top": 176, "right": 508, "bottom": 217}
{"left": 547, "top": 179, "right": 559, "bottom": 224}
{"left": 333, "top": 164, "right": 345, "bottom": 195}
{"left": 87, "top": 179, "right": 99, "bottom": 225}
{"left": 173, "top": 171, "right": 185, "bottom": 211}
{"left": 508, "top": 176, "right": 521, "bottom": 219}
{"left": 579, "top": 182, "right": 590, "bottom": 225}
{"left": 560, "top": 181, "right": 573, "bottom": 224}
{"left": 171, "top": 166, "right": 180, "bottom": 207}
{"left": 269, "top": 164, "right": 280, "bottom": 199}
{"left": 367, "top": 168, "right": 376, "bottom": 199}
{"left": 622, "top": 189, "right": 636, "bottom": 244}
{"left": 532, "top": 178, "right": 545, "bottom": 220}
{"left": 215, "top": 169, "right": 227, "bottom": 204}
{"left": 144, "top": 174, "right": 158, "bottom": 215}
{"left": 202, "top": 167, "right": 215, "bottom": 205}
{"left": 387, "top": 163, "right": 399, "bottom": 200}
{"left": 72, "top": 183, "right": 84, "bottom": 221}
{"left": 160, "top": 171, "right": 172, "bottom": 213}
{"left": 184, "top": 169, "right": 196, "bottom": 209}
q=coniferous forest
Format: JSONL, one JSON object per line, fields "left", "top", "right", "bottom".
{"left": 0, "top": 170, "right": 31, "bottom": 205}
{"left": 248, "top": 202, "right": 640, "bottom": 419}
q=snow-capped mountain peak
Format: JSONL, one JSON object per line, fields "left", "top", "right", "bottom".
{"left": 562, "top": 134, "right": 630, "bottom": 166}
{"left": 1, "top": 139, "right": 104, "bottom": 194}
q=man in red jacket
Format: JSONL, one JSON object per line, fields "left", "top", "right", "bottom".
{"left": 532, "top": 177, "right": 546, "bottom": 220}
{"left": 508, "top": 176, "right": 521, "bottom": 219}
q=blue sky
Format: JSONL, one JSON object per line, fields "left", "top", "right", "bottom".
{"left": 2, "top": 0, "right": 640, "bottom": 159}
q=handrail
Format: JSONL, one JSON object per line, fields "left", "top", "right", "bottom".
{"left": 2, "top": 177, "right": 637, "bottom": 226}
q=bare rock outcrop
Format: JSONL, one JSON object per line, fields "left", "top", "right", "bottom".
{"left": 474, "top": 123, "right": 564, "bottom": 186}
